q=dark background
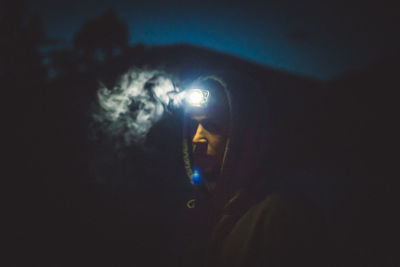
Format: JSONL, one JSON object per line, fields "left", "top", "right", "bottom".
{"left": 2, "top": 0, "right": 398, "bottom": 266}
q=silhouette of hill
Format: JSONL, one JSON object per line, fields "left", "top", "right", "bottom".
{"left": 96, "top": 42, "right": 321, "bottom": 87}
{"left": 134, "top": 43, "right": 319, "bottom": 82}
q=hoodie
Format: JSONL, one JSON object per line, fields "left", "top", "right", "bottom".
{"left": 179, "top": 74, "right": 329, "bottom": 267}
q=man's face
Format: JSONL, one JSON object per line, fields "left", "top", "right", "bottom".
{"left": 190, "top": 110, "right": 229, "bottom": 180}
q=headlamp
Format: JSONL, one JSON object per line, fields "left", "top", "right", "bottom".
{"left": 185, "top": 89, "right": 210, "bottom": 108}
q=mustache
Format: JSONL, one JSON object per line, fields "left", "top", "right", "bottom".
{"left": 192, "top": 143, "right": 208, "bottom": 155}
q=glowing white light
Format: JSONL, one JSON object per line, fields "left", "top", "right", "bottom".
{"left": 185, "top": 89, "right": 209, "bottom": 107}
{"left": 188, "top": 90, "right": 204, "bottom": 106}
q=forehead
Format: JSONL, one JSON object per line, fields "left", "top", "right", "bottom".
{"left": 189, "top": 112, "right": 230, "bottom": 138}
{"left": 189, "top": 107, "right": 229, "bottom": 123}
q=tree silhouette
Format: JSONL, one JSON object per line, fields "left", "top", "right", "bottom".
{"left": 48, "top": 49, "right": 80, "bottom": 77}
{"left": 1, "top": 0, "right": 46, "bottom": 86}
{"left": 73, "top": 9, "right": 130, "bottom": 64}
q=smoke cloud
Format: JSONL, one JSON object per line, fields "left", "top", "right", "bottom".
{"left": 93, "top": 68, "right": 184, "bottom": 146}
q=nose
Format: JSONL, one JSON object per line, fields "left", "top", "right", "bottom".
{"left": 192, "top": 124, "right": 208, "bottom": 154}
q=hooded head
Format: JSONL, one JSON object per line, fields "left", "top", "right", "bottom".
{"left": 183, "top": 77, "right": 231, "bottom": 189}
{"left": 182, "top": 73, "right": 272, "bottom": 200}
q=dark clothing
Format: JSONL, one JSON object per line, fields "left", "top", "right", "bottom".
{"left": 181, "top": 188, "right": 329, "bottom": 267}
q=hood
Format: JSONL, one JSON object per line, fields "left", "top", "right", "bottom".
{"left": 182, "top": 72, "right": 274, "bottom": 207}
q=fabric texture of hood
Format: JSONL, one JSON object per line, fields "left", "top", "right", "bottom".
{"left": 182, "top": 72, "right": 274, "bottom": 212}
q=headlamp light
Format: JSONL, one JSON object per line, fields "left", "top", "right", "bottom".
{"left": 185, "top": 89, "right": 210, "bottom": 108}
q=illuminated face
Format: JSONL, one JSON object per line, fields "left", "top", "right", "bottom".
{"left": 190, "top": 111, "right": 229, "bottom": 181}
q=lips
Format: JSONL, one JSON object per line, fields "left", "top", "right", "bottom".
{"left": 193, "top": 154, "right": 212, "bottom": 165}
{"left": 193, "top": 142, "right": 208, "bottom": 155}
{"left": 193, "top": 154, "right": 211, "bottom": 161}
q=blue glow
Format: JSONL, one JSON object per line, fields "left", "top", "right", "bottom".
{"left": 191, "top": 168, "right": 202, "bottom": 185}
{"left": 31, "top": 0, "right": 397, "bottom": 80}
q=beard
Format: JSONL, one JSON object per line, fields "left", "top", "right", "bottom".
{"left": 193, "top": 155, "right": 220, "bottom": 182}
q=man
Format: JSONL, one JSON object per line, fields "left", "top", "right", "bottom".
{"left": 179, "top": 75, "right": 329, "bottom": 267}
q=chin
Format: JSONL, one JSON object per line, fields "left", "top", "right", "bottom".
{"left": 196, "top": 165, "right": 218, "bottom": 182}
{"left": 193, "top": 157, "right": 219, "bottom": 177}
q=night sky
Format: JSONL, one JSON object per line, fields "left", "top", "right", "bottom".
{"left": 27, "top": 0, "right": 398, "bottom": 80}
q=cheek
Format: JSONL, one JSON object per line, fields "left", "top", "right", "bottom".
{"left": 207, "top": 136, "right": 225, "bottom": 155}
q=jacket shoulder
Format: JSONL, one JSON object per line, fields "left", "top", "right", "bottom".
{"left": 218, "top": 193, "right": 328, "bottom": 266}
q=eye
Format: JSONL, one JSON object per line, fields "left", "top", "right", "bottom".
{"left": 202, "top": 120, "right": 221, "bottom": 133}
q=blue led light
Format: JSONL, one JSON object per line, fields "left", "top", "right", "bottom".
{"left": 192, "top": 168, "right": 202, "bottom": 185}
